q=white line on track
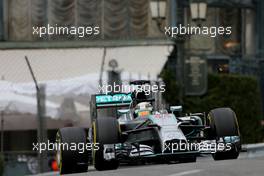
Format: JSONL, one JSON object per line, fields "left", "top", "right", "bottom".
{"left": 167, "top": 169, "right": 202, "bottom": 176}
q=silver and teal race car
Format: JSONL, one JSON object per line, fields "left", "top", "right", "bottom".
{"left": 56, "top": 88, "right": 241, "bottom": 174}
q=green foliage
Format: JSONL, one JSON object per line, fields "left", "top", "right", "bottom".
{"left": 0, "top": 154, "right": 4, "bottom": 176}
{"left": 160, "top": 69, "right": 181, "bottom": 105}
{"left": 161, "top": 72, "right": 264, "bottom": 144}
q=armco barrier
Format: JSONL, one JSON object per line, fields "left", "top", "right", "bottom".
{"left": 242, "top": 143, "right": 264, "bottom": 158}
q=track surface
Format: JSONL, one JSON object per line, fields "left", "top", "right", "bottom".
{"left": 37, "top": 153, "right": 264, "bottom": 176}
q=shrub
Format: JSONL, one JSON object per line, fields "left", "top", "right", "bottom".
{"left": 0, "top": 154, "right": 4, "bottom": 176}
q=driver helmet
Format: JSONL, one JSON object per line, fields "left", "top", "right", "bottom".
{"left": 131, "top": 90, "right": 148, "bottom": 108}
{"left": 134, "top": 102, "right": 153, "bottom": 117}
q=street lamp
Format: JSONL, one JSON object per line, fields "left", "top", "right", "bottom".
{"left": 150, "top": 0, "right": 166, "bottom": 18}
{"left": 190, "top": 0, "right": 207, "bottom": 25}
{"left": 150, "top": 0, "right": 167, "bottom": 31}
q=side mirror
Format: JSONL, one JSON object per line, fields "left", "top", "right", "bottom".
{"left": 170, "top": 106, "right": 183, "bottom": 113}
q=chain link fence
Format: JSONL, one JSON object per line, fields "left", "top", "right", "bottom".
{"left": 0, "top": 45, "right": 167, "bottom": 175}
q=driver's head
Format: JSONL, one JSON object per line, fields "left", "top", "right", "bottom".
{"left": 131, "top": 90, "right": 148, "bottom": 108}
{"left": 134, "top": 102, "right": 153, "bottom": 118}
{"left": 136, "top": 91, "right": 147, "bottom": 101}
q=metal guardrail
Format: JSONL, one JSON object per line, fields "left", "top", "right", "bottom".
{"left": 243, "top": 143, "right": 264, "bottom": 150}
{"left": 242, "top": 143, "right": 264, "bottom": 158}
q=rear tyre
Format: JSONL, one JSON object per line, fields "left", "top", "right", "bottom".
{"left": 208, "top": 108, "right": 241, "bottom": 160}
{"left": 92, "top": 117, "right": 120, "bottom": 171}
{"left": 212, "top": 147, "right": 239, "bottom": 160}
{"left": 56, "top": 127, "right": 89, "bottom": 175}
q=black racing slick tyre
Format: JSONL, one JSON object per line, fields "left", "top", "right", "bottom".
{"left": 92, "top": 117, "right": 120, "bottom": 171}
{"left": 56, "top": 127, "right": 89, "bottom": 175}
{"left": 208, "top": 108, "right": 241, "bottom": 160}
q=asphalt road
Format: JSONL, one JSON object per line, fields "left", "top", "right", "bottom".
{"left": 37, "top": 153, "right": 264, "bottom": 176}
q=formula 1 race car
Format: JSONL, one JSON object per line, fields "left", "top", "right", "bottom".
{"left": 56, "top": 81, "right": 241, "bottom": 175}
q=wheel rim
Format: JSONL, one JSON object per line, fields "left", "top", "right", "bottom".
{"left": 92, "top": 121, "right": 96, "bottom": 165}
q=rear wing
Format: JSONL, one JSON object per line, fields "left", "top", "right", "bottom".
{"left": 90, "top": 93, "right": 132, "bottom": 119}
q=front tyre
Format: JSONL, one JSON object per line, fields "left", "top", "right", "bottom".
{"left": 56, "top": 127, "right": 89, "bottom": 175}
{"left": 208, "top": 108, "right": 241, "bottom": 160}
{"left": 92, "top": 117, "right": 120, "bottom": 171}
